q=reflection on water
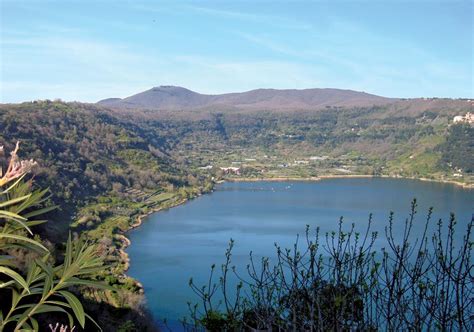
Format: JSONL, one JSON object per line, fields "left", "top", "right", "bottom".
{"left": 126, "top": 178, "right": 473, "bottom": 330}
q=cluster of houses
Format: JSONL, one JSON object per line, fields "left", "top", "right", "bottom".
{"left": 199, "top": 164, "right": 241, "bottom": 175}
{"left": 453, "top": 112, "right": 473, "bottom": 124}
{"left": 200, "top": 155, "right": 332, "bottom": 175}
{"left": 219, "top": 167, "right": 241, "bottom": 175}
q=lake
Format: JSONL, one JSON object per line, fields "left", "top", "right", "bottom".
{"left": 126, "top": 178, "right": 473, "bottom": 329}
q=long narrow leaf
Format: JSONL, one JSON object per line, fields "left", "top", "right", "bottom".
{"left": 60, "top": 278, "right": 115, "bottom": 291}
{"left": 16, "top": 189, "right": 53, "bottom": 215}
{"left": 0, "top": 280, "right": 15, "bottom": 288}
{"left": 84, "top": 312, "right": 102, "bottom": 331}
{"left": 22, "top": 205, "right": 57, "bottom": 219}
{"left": 0, "top": 194, "right": 31, "bottom": 208}
{"left": 0, "top": 210, "right": 27, "bottom": 221}
{"left": 30, "top": 317, "right": 39, "bottom": 331}
{"left": 15, "top": 304, "right": 68, "bottom": 330}
{"left": 59, "top": 290, "right": 86, "bottom": 328}
{"left": 0, "top": 210, "right": 32, "bottom": 234}
{"left": 24, "top": 220, "right": 48, "bottom": 227}
{"left": 43, "top": 301, "right": 76, "bottom": 330}
{"left": 64, "top": 233, "right": 72, "bottom": 270}
{"left": 0, "top": 234, "right": 48, "bottom": 252}
{"left": 0, "top": 267, "right": 30, "bottom": 293}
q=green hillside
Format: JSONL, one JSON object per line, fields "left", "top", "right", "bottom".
{"left": 0, "top": 99, "right": 472, "bottom": 330}
{"left": 0, "top": 101, "right": 211, "bottom": 331}
{"left": 129, "top": 102, "right": 473, "bottom": 185}
{"left": 1, "top": 100, "right": 472, "bottom": 235}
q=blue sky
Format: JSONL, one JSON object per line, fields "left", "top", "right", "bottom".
{"left": 1, "top": 0, "right": 472, "bottom": 102}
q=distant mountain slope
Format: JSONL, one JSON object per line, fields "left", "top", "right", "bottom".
{"left": 97, "top": 86, "right": 397, "bottom": 110}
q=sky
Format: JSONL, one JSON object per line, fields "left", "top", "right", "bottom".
{"left": 0, "top": 0, "right": 472, "bottom": 103}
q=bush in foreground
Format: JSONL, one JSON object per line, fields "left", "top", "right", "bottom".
{"left": 186, "top": 200, "right": 473, "bottom": 331}
{"left": 0, "top": 142, "right": 113, "bottom": 331}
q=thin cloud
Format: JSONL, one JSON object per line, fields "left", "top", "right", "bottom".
{"left": 234, "top": 15, "right": 471, "bottom": 98}
{"left": 2, "top": 1, "right": 471, "bottom": 100}
{"left": 2, "top": 35, "right": 158, "bottom": 80}
{"left": 183, "top": 4, "right": 313, "bottom": 30}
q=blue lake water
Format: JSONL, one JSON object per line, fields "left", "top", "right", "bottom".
{"left": 126, "top": 178, "right": 473, "bottom": 329}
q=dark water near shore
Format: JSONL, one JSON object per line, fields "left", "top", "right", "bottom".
{"left": 126, "top": 178, "right": 473, "bottom": 329}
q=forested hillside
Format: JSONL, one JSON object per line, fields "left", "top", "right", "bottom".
{"left": 122, "top": 100, "right": 473, "bottom": 185}
{"left": 0, "top": 101, "right": 211, "bottom": 331}
{"left": 439, "top": 123, "right": 474, "bottom": 173}
{"left": 0, "top": 98, "right": 472, "bottom": 330}
{"left": 0, "top": 101, "right": 206, "bottom": 235}
{"left": 1, "top": 99, "right": 472, "bottom": 234}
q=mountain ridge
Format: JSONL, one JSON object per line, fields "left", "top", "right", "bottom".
{"left": 97, "top": 86, "right": 398, "bottom": 110}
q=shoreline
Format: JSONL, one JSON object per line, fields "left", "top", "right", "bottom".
{"left": 119, "top": 173, "right": 472, "bottom": 287}
{"left": 121, "top": 174, "right": 472, "bottom": 268}
{"left": 115, "top": 172, "right": 473, "bottom": 317}
{"left": 226, "top": 174, "right": 474, "bottom": 189}
{"left": 118, "top": 196, "right": 189, "bottom": 275}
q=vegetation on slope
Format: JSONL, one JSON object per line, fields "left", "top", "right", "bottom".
{"left": 0, "top": 102, "right": 212, "bottom": 330}
{"left": 125, "top": 103, "right": 473, "bottom": 184}
{"left": 0, "top": 98, "right": 472, "bottom": 329}
{"left": 439, "top": 123, "right": 474, "bottom": 173}
{"left": 0, "top": 101, "right": 203, "bottom": 234}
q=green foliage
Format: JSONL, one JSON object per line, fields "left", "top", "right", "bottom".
{"left": 1, "top": 101, "right": 472, "bottom": 244}
{"left": 0, "top": 101, "right": 195, "bottom": 238}
{"left": 199, "top": 310, "right": 233, "bottom": 332}
{"left": 1, "top": 99, "right": 472, "bottom": 330}
{"left": 0, "top": 235, "right": 112, "bottom": 331}
{"left": 0, "top": 144, "right": 112, "bottom": 331}
{"left": 116, "top": 320, "right": 136, "bottom": 332}
{"left": 439, "top": 123, "right": 474, "bottom": 173}
{"left": 131, "top": 104, "right": 472, "bottom": 184}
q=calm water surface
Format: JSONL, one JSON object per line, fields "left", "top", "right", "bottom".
{"left": 126, "top": 178, "right": 473, "bottom": 329}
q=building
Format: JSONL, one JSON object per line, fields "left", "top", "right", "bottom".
{"left": 453, "top": 112, "right": 474, "bottom": 124}
{"left": 220, "top": 167, "right": 241, "bottom": 175}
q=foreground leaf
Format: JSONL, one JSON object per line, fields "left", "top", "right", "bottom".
{"left": 0, "top": 266, "right": 29, "bottom": 292}
{"left": 59, "top": 291, "right": 86, "bottom": 328}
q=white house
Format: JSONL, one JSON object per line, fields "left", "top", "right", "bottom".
{"left": 453, "top": 112, "right": 474, "bottom": 124}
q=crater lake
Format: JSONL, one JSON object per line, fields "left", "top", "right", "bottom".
{"left": 126, "top": 178, "right": 473, "bottom": 329}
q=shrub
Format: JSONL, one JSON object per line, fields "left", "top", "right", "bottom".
{"left": 187, "top": 200, "right": 473, "bottom": 331}
{"left": 0, "top": 142, "right": 113, "bottom": 331}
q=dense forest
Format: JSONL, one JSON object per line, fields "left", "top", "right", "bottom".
{"left": 0, "top": 101, "right": 211, "bottom": 331}
{"left": 0, "top": 99, "right": 472, "bottom": 330}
